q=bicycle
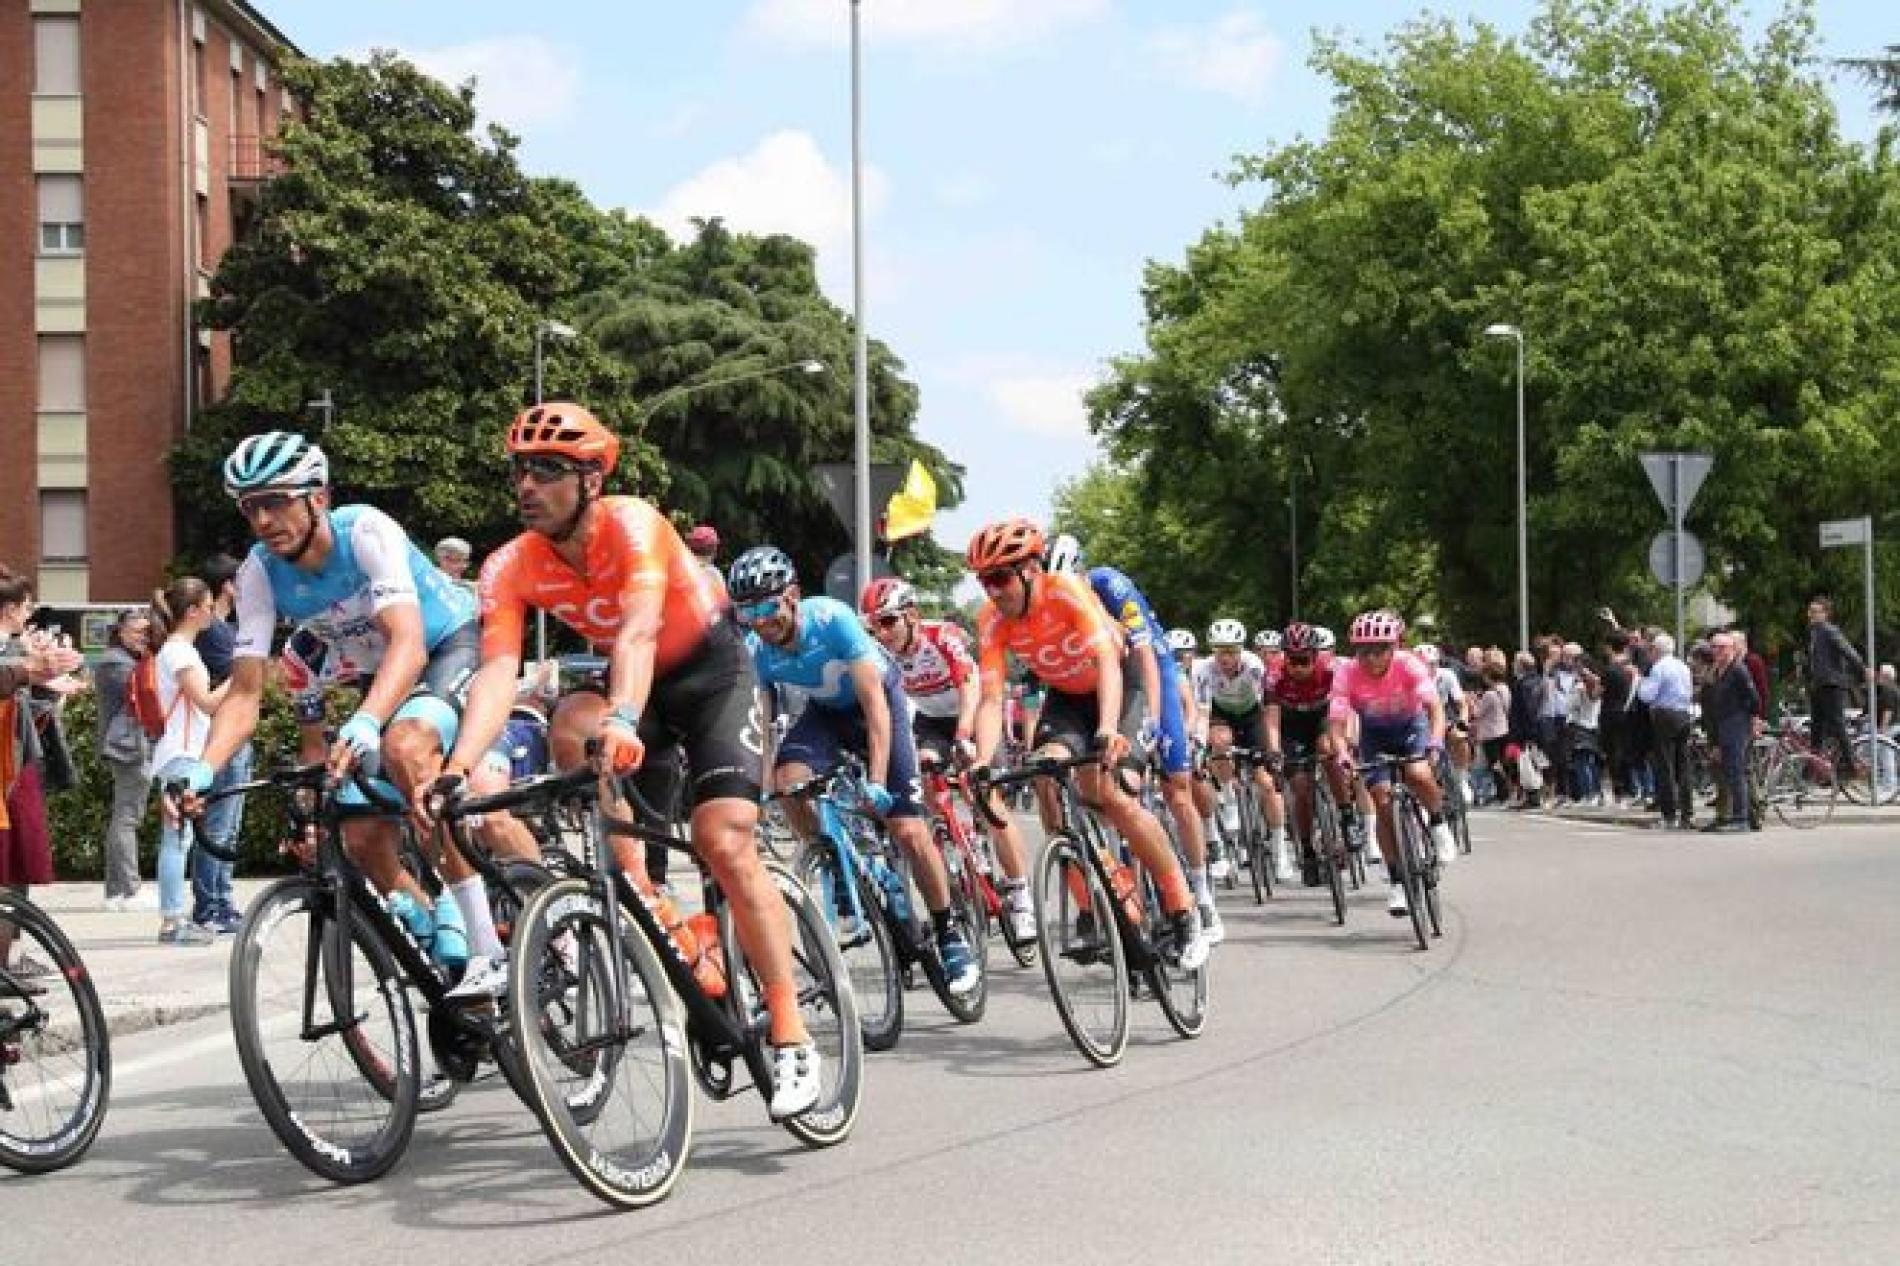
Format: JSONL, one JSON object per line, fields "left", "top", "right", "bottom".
{"left": 921, "top": 753, "right": 1037, "bottom": 969}
{"left": 1223, "top": 747, "right": 1276, "bottom": 905}
{"left": 181, "top": 763, "right": 547, "bottom": 1184}
{"left": 502, "top": 761, "right": 862, "bottom": 1209}
{"left": 780, "top": 755, "right": 988, "bottom": 1050}
{"left": 1282, "top": 753, "right": 1348, "bottom": 926}
{"left": 1751, "top": 711, "right": 1841, "bottom": 829}
{"left": 0, "top": 890, "right": 109, "bottom": 1174}
{"left": 975, "top": 752, "right": 1208, "bottom": 1068}
{"left": 1435, "top": 744, "right": 1474, "bottom": 856}
{"left": 1360, "top": 754, "right": 1443, "bottom": 951}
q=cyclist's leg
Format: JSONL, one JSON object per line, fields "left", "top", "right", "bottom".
{"left": 772, "top": 703, "right": 844, "bottom": 843}
{"left": 465, "top": 719, "right": 545, "bottom": 864}
{"left": 1062, "top": 680, "right": 1195, "bottom": 923}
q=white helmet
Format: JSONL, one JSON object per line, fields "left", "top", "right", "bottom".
{"left": 1313, "top": 626, "right": 1337, "bottom": 652}
{"left": 1253, "top": 628, "right": 1282, "bottom": 652}
{"left": 1416, "top": 642, "right": 1441, "bottom": 665}
{"left": 1208, "top": 618, "right": 1246, "bottom": 649}
{"left": 1044, "top": 533, "right": 1084, "bottom": 574}
{"left": 1166, "top": 627, "right": 1197, "bottom": 653}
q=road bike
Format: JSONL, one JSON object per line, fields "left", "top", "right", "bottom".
{"left": 1363, "top": 754, "right": 1442, "bottom": 951}
{"left": 502, "top": 762, "right": 862, "bottom": 1209}
{"left": 976, "top": 752, "right": 1208, "bottom": 1068}
{"left": 0, "top": 889, "right": 109, "bottom": 1174}
{"left": 1282, "top": 753, "right": 1348, "bottom": 926}
{"left": 921, "top": 752, "right": 1036, "bottom": 968}
{"left": 1435, "top": 744, "right": 1474, "bottom": 856}
{"left": 1218, "top": 747, "right": 1276, "bottom": 905}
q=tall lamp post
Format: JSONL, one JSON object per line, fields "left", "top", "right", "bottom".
{"left": 1484, "top": 323, "right": 1529, "bottom": 656}
{"left": 849, "top": 0, "right": 873, "bottom": 596}
{"left": 631, "top": 359, "right": 827, "bottom": 433}
{"left": 533, "top": 319, "right": 577, "bottom": 405}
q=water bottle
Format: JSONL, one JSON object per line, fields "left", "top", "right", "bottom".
{"left": 684, "top": 912, "right": 727, "bottom": 999}
{"left": 1097, "top": 844, "right": 1144, "bottom": 929}
{"left": 873, "top": 857, "right": 913, "bottom": 924}
{"left": 385, "top": 891, "right": 435, "bottom": 952}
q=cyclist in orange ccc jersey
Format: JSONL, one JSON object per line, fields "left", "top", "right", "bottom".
{"left": 965, "top": 517, "right": 1210, "bottom": 971}
{"left": 433, "top": 402, "right": 820, "bottom": 1121}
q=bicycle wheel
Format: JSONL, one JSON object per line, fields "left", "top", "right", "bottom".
{"left": 743, "top": 861, "right": 863, "bottom": 1148}
{"left": 1843, "top": 735, "right": 1900, "bottom": 806}
{"left": 1388, "top": 806, "right": 1432, "bottom": 951}
{"left": 1033, "top": 835, "right": 1129, "bottom": 1068}
{"left": 1142, "top": 898, "right": 1208, "bottom": 1040}
{"left": 1246, "top": 784, "right": 1270, "bottom": 906}
{"left": 1413, "top": 809, "right": 1444, "bottom": 939}
{"left": 796, "top": 846, "right": 903, "bottom": 1052}
{"left": 0, "top": 896, "right": 109, "bottom": 1174}
{"left": 1442, "top": 755, "right": 1473, "bottom": 856}
{"left": 230, "top": 877, "right": 418, "bottom": 1184}
{"left": 1314, "top": 786, "right": 1348, "bottom": 927}
{"left": 1767, "top": 746, "right": 1837, "bottom": 829}
{"left": 922, "top": 844, "right": 988, "bottom": 1025}
{"left": 509, "top": 876, "right": 693, "bottom": 1211}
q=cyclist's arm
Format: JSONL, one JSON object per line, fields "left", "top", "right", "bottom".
{"left": 850, "top": 658, "right": 894, "bottom": 787}
{"left": 1133, "top": 643, "right": 1161, "bottom": 728}
{"left": 1264, "top": 700, "right": 1283, "bottom": 755}
{"left": 445, "top": 653, "right": 519, "bottom": 777}
{"left": 1092, "top": 643, "right": 1125, "bottom": 745}
{"left": 605, "top": 583, "right": 662, "bottom": 725}
{"left": 357, "top": 601, "right": 429, "bottom": 728}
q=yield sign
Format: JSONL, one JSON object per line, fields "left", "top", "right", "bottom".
{"left": 1639, "top": 452, "right": 1714, "bottom": 520}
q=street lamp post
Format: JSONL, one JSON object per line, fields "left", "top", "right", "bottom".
{"left": 631, "top": 359, "right": 827, "bottom": 433}
{"left": 1484, "top": 323, "right": 1529, "bottom": 656}
{"left": 849, "top": 0, "right": 873, "bottom": 597}
{"left": 533, "top": 319, "right": 577, "bottom": 405}
{"left": 305, "top": 388, "right": 334, "bottom": 432}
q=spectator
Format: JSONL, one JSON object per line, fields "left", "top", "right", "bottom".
{"left": 685, "top": 524, "right": 728, "bottom": 602}
{"left": 191, "top": 553, "right": 248, "bottom": 933}
{"left": 1540, "top": 639, "right": 1578, "bottom": 804}
{"left": 1805, "top": 596, "right": 1865, "bottom": 770}
{"left": 96, "top": 608, "right": 156, "bottom": 911}
{"left": 1638, "top": 632, "right": 1695, "bottom": 830}
{"left": 1702, "top": 632, "right": 1760, "bottom": 832}
{"left": 1472, "top": 660, "right": 1511, "bottom": 805}
{"left": 1508, "top": 650, "right": 1548, "bottom": 807}
{"left": 1875, "top": 664, "right": 1898, "bottom": 794}
{"left": 1567, "top": 648, "right": 1605, "bottom": 806}
{"left": 149, "top": 577, "right": 228, "bottom": 946}
{"left": 0, "top": 565, "right": 83, "bottom": 978}
{"left": 434, "top": 537, "right": 477, "bottom": 596}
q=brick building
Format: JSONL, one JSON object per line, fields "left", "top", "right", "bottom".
{"left": 2, "top": 0, "right": 297, "bottom": 602}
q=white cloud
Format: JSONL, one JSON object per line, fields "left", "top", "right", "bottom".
{"left": 744, "top": 0, "right": 1109, "bottom": 51}
{"left": 982, "top": 364, "right": 1099, "bottom": 439}
{"left": 1149, "top": 9, "right": 1283, "bottom": 104}
{"left": 643, "top": 131, "right": 890, "bottom": 298}
{"left": 407, "top": 36, "right": 584, "bottom": 131}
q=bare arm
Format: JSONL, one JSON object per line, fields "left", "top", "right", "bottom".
{"left": 851, "top": 658, "right": 893, "bottom": 786}
{"left": 201, "top": 658, "right": 266, "bottom": 772}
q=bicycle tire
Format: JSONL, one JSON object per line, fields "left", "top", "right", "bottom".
{"left": 922, "top": 850, "right": 988, "bottom": 1025}
{"left": 1442, "top": 755, "right": 1473, "bottom": 856}
{"left": 0, "top": 895, "right": 110, "bottom": 1174}
{"left": 797, "top": 847, "right": 904, "bottom": 1052}
{"left": 750, "top": 860, "right": 863, "bottom": 1148}
{"left": 1246, "top": 783, "right": 1269, "bottom": 906}
{"left": 1034, "top": 835, "right": 1129, "bottom": 1068}
{"left": 509, "top": 876, "right": 694, "bottom": 1211}
{"left": 230, "top": 877, "right": 419, "bottom": 1184}
{"left": 1390, "top": 802, "right": 1432, "bottom": 951}
{"left": 1314, "top": 783, "right": 1348, "bottom": 927}
{"left": 484, "top": 859, "right": 554, "bottom": 1107}
{"left": 1142, "top": 899, "right": 1208, "bottom": 1040}
{"left": 1240, "top": 780, "right": 1273, "bottom": 901}
{"left": 1767, "top": 744, "right": 1837, "bottom": 829}
{"left": 1843, "top": 735, "right": 1900, "bottom": 806}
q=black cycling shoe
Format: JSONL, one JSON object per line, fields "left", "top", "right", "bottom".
{"left": 1300, "top": 850, "right": 1321, "bottom": 888}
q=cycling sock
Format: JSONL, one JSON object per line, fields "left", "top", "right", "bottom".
{"left": 1189, "top": 867, "right": 1211, "bottom": 903}
{"left": 930, "top": 908, "right": 954, "bottom": 938}
{"left": 999, "top": 877, "right": 1027, "bottom": 896}
{"left": 1428, "top": 811, "right": 1446, "bottom": 827}
{"left": 1158, "top": 870, "right": 1193, "bottom": 916}
{"left": 449, "top": 876, "right": 504, "bottom": 961}
{"left": 763, "top": 979, "right": 806, "bottom": 1047}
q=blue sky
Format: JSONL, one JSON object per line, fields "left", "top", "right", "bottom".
{"left": 270, "top": 0, "right": 1891, "bottom": 552}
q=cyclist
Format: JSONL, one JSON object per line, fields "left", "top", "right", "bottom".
{"left": 1418, "top": 642, "right": 1474, "bottom": 793}
{"left": 1046, "top": 536, "right": 1221, "bottom": 944}
{"left": 1253, "top": 627, "right": 1284, "bottom": 677}
{"left": 733, "top": 547, "right": 981, "bottom": 997}
{"left": 432, "top": 403, "right": 821, "bottom": 1119}
{"left": 1328, "top": 609, "right": 1458, "bottom": 919}
{"left": 1265, "top": 622, "right": 1364, "bottom": 885}
{"left": 180, "top": 432, "right": 496, "bottom": 982}
{"left": 965, "top": 518, "right": 1209, "bottom": 971}
{"left": 860, "top": 577, "right": 1037, "bottom": 943}
{"left": 1167, "top": 629, "right": 1201, "bottom": 751}
{"left": 1193, "top": 619, "right": 1294, "bottom": 883}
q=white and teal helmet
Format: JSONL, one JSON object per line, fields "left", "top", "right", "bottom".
{"left": 224, "top": 431, "right": 329, "bottom": 499}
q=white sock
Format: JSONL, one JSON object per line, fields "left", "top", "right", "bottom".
{"left": 1202, "top": 815, "right": 1218, "bottom": 839}
{"left": 450, "top": 876, "right": 504, "bottom": 961}
{"left": 1189, "top": 867, "right": 1211, "bottom": 903}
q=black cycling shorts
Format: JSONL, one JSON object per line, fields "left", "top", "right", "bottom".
{"left": 1278, "top": 706, "right": 1327, "bottom": 761}
{"left": 1032, "top": 660, "right": 1146, "bottom": 768}
{"left": 1209, "top": 704, "right": 1266, "bottom": 751}
{"left": 630, "top": 618, "right": 765, "bottom": 809}
{"left": 913, "top": 712, "right": 960, "bottom": 770}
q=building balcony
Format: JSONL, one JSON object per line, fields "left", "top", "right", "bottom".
{"left": 229, "top": 133, "right": 283, "bottom": 183}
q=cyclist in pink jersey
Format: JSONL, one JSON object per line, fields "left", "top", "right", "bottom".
{"left": 1328, "top": 609, "right": 1458, "bottom": 920}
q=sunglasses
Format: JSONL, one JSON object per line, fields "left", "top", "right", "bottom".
{"left": 1286, "top": 653, "right": 1315, "bottom": 666}
{"left": 509, "top": 454, "right": 582, "bottom": 485}
{"left": 872, "top": 613, "right": 905, "bottom": 631}
{"left": 736, "top": 597, "right": 783, "bottom": 624}
{"left": 977, "top": 568, "right": 1017, "bottom": 590}
{"left": 237, "top": 490, "right": 304, "bottom": 519}
{"left": 1353, "top": 644, "right": 1394, "bottom": 657}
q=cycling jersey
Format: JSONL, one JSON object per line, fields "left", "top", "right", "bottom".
{"left": 233, "top": 504, "right": 475, "bottom": 667}
{"left": 1193, "top": 651, "right": 1268, "bottom": 716}
{"left": 1328, "top": 650, "right": 1436, "bottom": 726}
{"left": 1267, "top": 651, "right": 1338, "bottom": 714}
{"left": 478, "top": 496, "right": 724, "bottom": 673}
{"left": 747, "top": 596, "right": 889, "bottom": 714}
{"left": 1434, "top": 664, "right": 1466, "bottom": 721}
{"left": 976, "top": 572, "right": 1122, "bottom": 698}
{"left": 891, "top": 620, "right": 976, "bottom": 719}
{"left": 1086, "top": 565, "right": 1189, "bottom": 773}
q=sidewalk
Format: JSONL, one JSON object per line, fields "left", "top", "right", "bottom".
{"left": 26, "top": 879, "right": 278, "bottom": 1041}
{"left": 1510, "top": 799, "right": 1897, "bottom": 830}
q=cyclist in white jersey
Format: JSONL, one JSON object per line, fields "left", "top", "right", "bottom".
{"left": 1191, "top": 620, "right": 1293, "bottom": 882}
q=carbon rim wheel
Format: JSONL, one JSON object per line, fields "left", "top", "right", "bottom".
{"left": 1034, "top": 835, "right": 1129, "bottom": 1068}
{"left": 0, "top": 895, "right": 110, "bottom": 1174}
{"left": 797, "top": 847, "right": 903, "bottom": 1052}
{"left": 754, "top": 861, "right": 863, "bottom": 1148}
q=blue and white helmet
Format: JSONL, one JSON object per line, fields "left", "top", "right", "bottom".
{"left": 1044, "top": 533, "right": 1084, "bottom": 574}
{"left": 727, "top": 545, "right": 798, "bottom": 603}
{"left": 224, "top": 431, "right": 329, "bottom": 499}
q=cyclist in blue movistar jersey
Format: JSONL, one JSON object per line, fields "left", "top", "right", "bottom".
{"left": 732, "top": 546, "right": 980, "bottom": 996}
{"left": 181, "top": 432, "right": 507, "bottom": 988}
{"left": 1045, "top": 535, "right": 1222, "bottom": 945}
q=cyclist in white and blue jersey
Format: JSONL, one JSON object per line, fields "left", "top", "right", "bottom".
{"left": 179, "top": 432, "right": 500, "bottom": 983}
{"left": 1045, "top": 534, "right": 1223, "bottom": 945}
{"left": 732, "top": 546, "right": 979, "bottom": 996}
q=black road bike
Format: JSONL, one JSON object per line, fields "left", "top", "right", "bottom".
{"left": 0, "top": 890, "right": 109, "bottom": 1173}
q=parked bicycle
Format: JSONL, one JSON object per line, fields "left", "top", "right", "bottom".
{"left": 0, "top": 889, "right": 109, "bottom": 1174}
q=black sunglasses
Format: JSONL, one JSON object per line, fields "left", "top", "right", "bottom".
{"left": 509, "top": 454, "right": 582, "bottom": 485}
{"left": 977, "top": 568, "right": 1016, "bottom": 590}
{"left": 873, "top": 613, "right": 905, "bottom": 630}
{"left": 1286, "top": 653, "right": 1315, "bottom": 666}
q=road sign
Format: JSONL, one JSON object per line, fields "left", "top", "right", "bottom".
{"left": 823, "top": 551, "right": 894, "bottom": 605}
{"left": 813, "top": 462, "right": 903, "bottom": 539}
{"left": 1639, "top": 452, "right": 1714, "bottom": 519}
{"left": 1648, "top": 529, "right": 1705, "bottom": 588}
{"left": 1820, "top": 516, "right": 1871, "bottom": 548}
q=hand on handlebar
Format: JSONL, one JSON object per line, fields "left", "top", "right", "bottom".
{"left": 863, "top": 782, "right": 896, "bottom": 816}
{"left": 420, "top": 768, "right": 468, "bottom": 828}
{"left": 1093, "top": 729, "right": 1130, "bottom": 765}
{"left": 598, "top": 711, "right": 646, "bottom": 774}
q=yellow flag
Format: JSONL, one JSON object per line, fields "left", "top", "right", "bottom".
{"left": 883, "top": 459, "right": 938, "bottom": 542}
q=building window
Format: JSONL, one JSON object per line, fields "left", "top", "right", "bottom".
{"left": 33, "top": 17, "right": 81, "bottom": 95}
{"left": 36, "top": 176, "right": 84, "bottom": 254}
{"left": 229, "top": 68, "right": 242, "bottom": 140}
{"left": 40, "top": 492, "right": 88, "bottom": 564}
{"left": 37, "top": 335, "right": 86, "bottom": 411}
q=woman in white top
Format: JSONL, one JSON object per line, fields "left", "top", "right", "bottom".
{"left": 150, "top": 578, "right": 228, "bottom": 944}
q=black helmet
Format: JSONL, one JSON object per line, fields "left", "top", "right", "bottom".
{"left": 728, "top": 545, "right": 797, "bottom": 603}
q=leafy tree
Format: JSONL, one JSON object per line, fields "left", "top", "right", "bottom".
{"left": 1838, "top": 45, "right": 1900, "bottom": 115}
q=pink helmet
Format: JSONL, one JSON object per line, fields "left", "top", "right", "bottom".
{"left": 1348, "top": 609, "right": 1406, "bottom": 646}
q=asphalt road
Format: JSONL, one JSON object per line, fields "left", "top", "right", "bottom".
{"left": 9, "top": 813, "right": 1899, "bottom": 1264}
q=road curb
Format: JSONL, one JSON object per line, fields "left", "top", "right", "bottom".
{"left": 1539, "top": 807, "right": 1895, "bottom": 830}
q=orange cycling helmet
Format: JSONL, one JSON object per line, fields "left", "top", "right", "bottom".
{"left": 966, "top": 517, "right": 1045, "bottom": 572}
{"left": 507, "top": 402, "right": 620, "bottom": 474}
